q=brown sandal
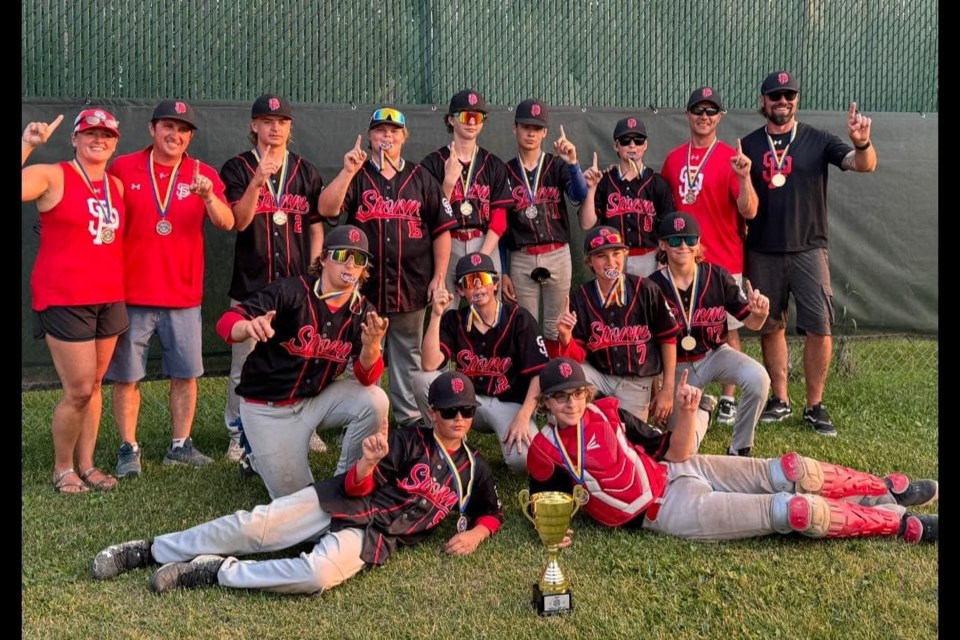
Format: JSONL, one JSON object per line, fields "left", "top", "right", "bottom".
{"left": 79, "top": 467, "right": 119, "bottom": 492}
{"left": 53, "top": 468, "right": 90, "bottom": 494}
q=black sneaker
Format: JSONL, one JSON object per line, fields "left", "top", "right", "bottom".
{"left": 115, "top": 442, "right": 142, "bottom": 478}
{"left": 760, "top": 397, "right": 792, "bottom": 423}
{"left": 91, "top": 539, "right": 155, "bottom": 580}
{"left": 802, "top": 403, "right": 837, "bottom": 436}
{"left": 727, "top": 447, "right": 752, "bottom": 457}
{"left": 899, "top": 513, "right": 938, "bottom": 544}
{"left": 885, "top": 474, "right": 938, "bottom": 507}
{"left": 149, "top": 555, "right": 224, "bottom": 593}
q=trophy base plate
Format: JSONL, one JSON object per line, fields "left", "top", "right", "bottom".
{"left": 532, "top": 583, "right": 573, "bottom": 616}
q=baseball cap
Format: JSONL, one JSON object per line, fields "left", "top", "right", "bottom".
{"left": 659, "top": 212, "right": 701, "bottom": 239}
{"left": 515, "top": 98, "right": 549, "bottom": 127}
{"left": 584, "top": 226, "right": 628, "bottom": 255}
{"left": 539, "top": 358, "right": 590, "bottom": 396}
{"left": 455, "top": 252, "right": 498, "bottom": 280}
{"left": 73, "top": 108, "right": 120, "bottom": 137}
{"left": 428, "top": 371, "right": 481, "bottom": 409}
{"left": 151, "top": 99, "right": 197, "bottom": 129}
{"left": 613, "top": 116, "right": 646, "bottom": 140}
{"left": 369, "top": 106, "right": 406, "bottom": 129}
{"left": 324, "top": 224, "right": 372, "bottom": 258}
{"left": 448, "top": 89, "right": 488, "bottom": 114}
{"left": 686, "top": 87, "right": 723, "bottom": 111}
{"left": 761, "top": 71, "right": 800, "bottom": 95}
{"left": 252, "top": 94, "right": 294, "bottom": 119}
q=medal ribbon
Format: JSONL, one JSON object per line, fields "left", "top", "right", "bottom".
{"left": 594, "top": 276, "right": 625, "bottom": 308}
{"left": 550, "top": 419, "right": 585, "bottom": 485}
{"left": 617, "top": 159, "right": 642, "bottom": 181}
{"left": 433, "top": 431, "right": 475, "bottom": 517}
{"left": 372, "top": 145, "right": 406, "bottom": 174}
{"left": 251, "top": 148, "right": 290, "bottom": 212}
{"left": 665, "top": 265, "right": 700, "bottom": 339}
{"left": 764, "top": 122, "right": 797, "bottom": 173}
{"left": 313, "top": 278, "right": 359, "bottom": 307}
{"left": 148, "top": 150, "right": 183, "bottom": 223}
{"left": 72, "top": 160, "right": 114, "bottom": 226}
{"left": 517, "top": 152, "right": 545, "bottom": 206}
{"left": 457, "top": 147, "right": 479, "bottom": 213}
{"left": 685, "top": 138, "right": 719, "bottom": 192}
{"left": 467, "top": 300, "right": 502, "bottom": 332}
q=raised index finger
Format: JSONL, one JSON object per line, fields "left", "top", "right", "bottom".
{"left": 592, "top": 152, "right": 599, "bottom": 170}
{"left": 744, "top": 279, "right": 754, "bottom": 297}
{"left": 47, "top": 114, "right": 65, "bottom": 135}
{"left": 563, "top": 295, "right": 570, "bottom": 313}
{"left": 678, "top": 368, "right": 689, "bottom": 388}
{"left": 736, "top": 138, "right": 743, "bottom": 155}
{"left": 848, "top": 102, "right": 858, "bottom": 119}
{"left": 559, "top": 124, "right": 567, "bottom": 140}
{"left": 194, "top": 158, "right": 201, "bottom": 182}
{"left": 354, "top": 134, "right": 363, "bottom": 151}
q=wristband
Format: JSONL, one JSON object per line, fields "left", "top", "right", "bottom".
{"left": 854, "top": 140, "right": 871, "bottom": 151}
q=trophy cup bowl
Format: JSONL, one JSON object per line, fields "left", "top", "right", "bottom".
{"left": 518, "top": 486, "right": 587, "bottom": 616}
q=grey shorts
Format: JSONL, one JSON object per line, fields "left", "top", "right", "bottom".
{"left": 746, "top": 248, "right": 834, "bottom": 336}
{"left": 106, "top": 305, "right": 204, "bottom": 382}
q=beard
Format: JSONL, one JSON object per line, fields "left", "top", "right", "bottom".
{"left": 764, "top": 104, "right": 796, "bottom": 126}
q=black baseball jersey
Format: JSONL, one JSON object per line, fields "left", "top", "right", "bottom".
{"left": 592, "top": 167, "right": 674, "bottom": 250}
{"left": 503, "top": 153, "right": 574, "bottom": 250}
{"left": 339, "top": 161, "right": 457, "bottom": 314}
{"left": 231, "top": 275, "right": 376, "bottom": 401}
{"left": 438, "top": 302, "right": 549, "bottom": 404}
{"left": 220, "top": 150, "right": 325, "bottom": 300}
{"left": 420, "top": 146, "right": 513, "bottom": 232}
{"left": 649, "top": 263, "right": 750, "bottom": 359}
{"left": 565, "top": 275, "right": 680, "bottom": 378}
{"left": 314, "top": 426, "right": 503, "bottom": 565}
{"left": 740, "top": 122, "right": 852, "bottom": 252}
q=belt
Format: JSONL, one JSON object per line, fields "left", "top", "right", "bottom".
{"left": 451, "top": 229, "right": 484, "bottom": 241}
{"left": 521, "top": 242, "right": 566, "bottom": 256}
{"left": 628, "top": 247, "right": 656, "bottom": 257}
{"left": 244, "top": 397, "right": 301, "bottom": 408}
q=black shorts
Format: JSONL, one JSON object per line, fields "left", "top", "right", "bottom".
{"left": 33, "top": 303, "right": 129, "bottom": 342}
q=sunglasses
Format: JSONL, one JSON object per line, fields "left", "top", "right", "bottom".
{"left": 329, "top": 248, "right": 369, "bottom": 267}
{"left": 617, "top": 135, "right": 646, "bottom": 146}
{"left": 589, "top": 232, "right": 623, "bottom": 249}
{"left": 665, "top": 236, "right": 699, "bottom": 248}
{"left": 689, "top": 106, "right": 721, "bottom": 116}
{"left": 767, "top": 91, "right": 798, "bottom": 102}
{"left": 437, "top": 405, "right": 478, "bottom": 419}
{"left": 454, "top": 111, "right": 486, "bottom": 125}
{"left": 458, "top": 272, "right": 496, "bottom": 288}
{"left": 76, "top": 114, "right": 119, "bottom": 129}
{"left": 547, "top": 388, "right": 587, "bottom": 403}
{"left": 371, "top": 107, "right": 406, "bottom": 127}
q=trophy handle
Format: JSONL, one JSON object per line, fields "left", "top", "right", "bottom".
{"left": 570, "top": 485, "right": 588, "bottom": 519}
{"left": 517, "top": 489, "right": 537, "bottom": 525}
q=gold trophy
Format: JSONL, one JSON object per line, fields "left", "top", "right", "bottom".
{"left": 518, "top": 485, "right": 587, "bottom": 615}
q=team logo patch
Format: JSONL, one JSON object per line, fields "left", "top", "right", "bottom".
{"left": 470, "top": 254, "right": 482, "bottom": 266}
{"left": 468, "top": 93, "right": 478, "bottom": 106}
{"left": 531, "top": 104, "right": 541, "bottom": 116}
{"left": 559, "top": 362, "right": 573, "bottom": 378}
{"left": 349, "top": 229, "right": 360, "bottom": 243}
{"left": 627, "top": 118, "right": 637, "bottom": 128}
{"left": 778, "top": 72, "right": 790, "bottom": 86}
{"left": 451, "top": 377, "right": 465, "bottom": 395}
{"left": 674, "top": 217, "right": 686, "bottom": 232}
{"left": 702, "top": 88, "right": 713, "bottom": 98}
{"left": 175, "top": 101, "right": 187, "bottom": 114}
{"left": 269, "top": 97, "right": 280, "bottom": 111}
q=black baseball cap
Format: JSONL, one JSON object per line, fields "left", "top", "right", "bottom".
{"left": 583, "top": 226, "right": 628, "bottom": 256}
{"left": 455, "top": 252, "right": 498, "bottom": 280}
{"left": 659, "top": 212, "right": 701, "bottom": 239}
{"left": 686, "top": 87, "right": 724, "bottom": 111}
{"left": 448, "top": 89, "right": 488, "bottom": 114}
{"left": 151, "top": 100, "right": 197, "bottom": 129}
{"left": 428, "top": 371, "right": 481, "bottom": 409}
{"left": 613, "top": 116, "right": 647, "bottom": 140}
{"left": 515, "top": 98, "right": 549, "bottom": 127}
{"left": 539, "top": 358, "right": 590, "bottom": 396}
{"left": 324, "top": 224, "right": 372, "bottom": 258}
{"left": 252, "top": 94, "right": 294, "bottom": 119}
{"left": 761, "top": 71, "right": 800, "bottom": 95}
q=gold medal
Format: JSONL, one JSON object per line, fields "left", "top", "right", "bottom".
{"left": 156, "top": 220, "right": 173, "bottom": 235}
{"left": 683, "top": 191, "right": 698, "bottom": 204}
{"left": 100, "top": 227, "right": 116, "bottom": 244}
{"left": 771, "top": 173, "right": 787, "bottom": 188}
{"left": 460, "top": 201, "right": 474, "bottom": 216}
{"left": 272, "top": 210, "right": 288, "bottom": 225}
{"left": 524, "top": 205, "right": 538, "bottom": 219}
{"left": 681, "top": 335, "right": 697, "bottom": 351}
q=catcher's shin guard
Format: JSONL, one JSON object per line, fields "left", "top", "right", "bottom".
{"left": 772, "top": 452, "right": 888, "bottom": 499}
{"left": 771, "top": 493, "right": 902, "bottom": 539}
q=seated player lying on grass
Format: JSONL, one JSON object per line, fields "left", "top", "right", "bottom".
{"left": 527, "top": 357, "right": 938, "bottom": 544}
{"left": 90, "top": 372, "right": 503, "bottom": 595}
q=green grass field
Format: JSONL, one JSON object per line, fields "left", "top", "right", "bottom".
{"left": 21, "top": 338, "right": 938, "bottom": 639}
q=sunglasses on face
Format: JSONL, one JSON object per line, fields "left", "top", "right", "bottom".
{"left": 76, "top": 114, "right": 120, "bottom": 129}
{"left": 589, "top": 232, "right": 624, "bottom": 249}
{"left": 329, "top": 248, "right": 369, "bottom": 267}
{"left": 458, "top": 272, "right": 496, "bottom": 288}
{"left": 437, "top": 405, "right": 478, "bottom": 419}
{"left": 454, "top": 111, "right": 486, "bottom": 125}
{"left": 665, "top": 236, "right": 699, "bottom": 248}
{"left": 547, "top": 388, "right": 587, "bottom": 403}
{"left": 689, "top": 106, "right": 721, "bottom": 116}
{"left": 767, "top": 91, "right": 798, "bottom": 102}
{"left": 617, "top": 135, "right": 646, "bottom": 146}
{"left": 371, "top": 107, "right": 406, "bottom": 127}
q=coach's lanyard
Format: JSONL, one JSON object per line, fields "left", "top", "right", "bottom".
{"left": 433, "top": 432, "right": 475, "bottom": 532}
{"left": 251, "top": 148, "right": 289, "bottom": 210}
{"left": 551, "top": 419, "right": 585, "bottom": 485}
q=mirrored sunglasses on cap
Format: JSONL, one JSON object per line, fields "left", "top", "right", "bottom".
{"left": 75, "top": 114, "right": 119, "bottom": 130}
{"left": 371, "top": 108, "right": 406, "bottom": 127}
{"left": 329, "top": 248, "right": 369, "bottom": 266}
{"left": 454, "top": 111, "right": 486, "bottom": 125}
{"left": 458, "top": 272, "right": 496, "bottom": 288}
{"left": 437, "top": 405, "right": 478, "bottom": 419}
{"left": 589, "top": 232, "right": 624, "bottom": 249}
{"left": 665, "top": 236, "right": 699, "bottom": 248}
